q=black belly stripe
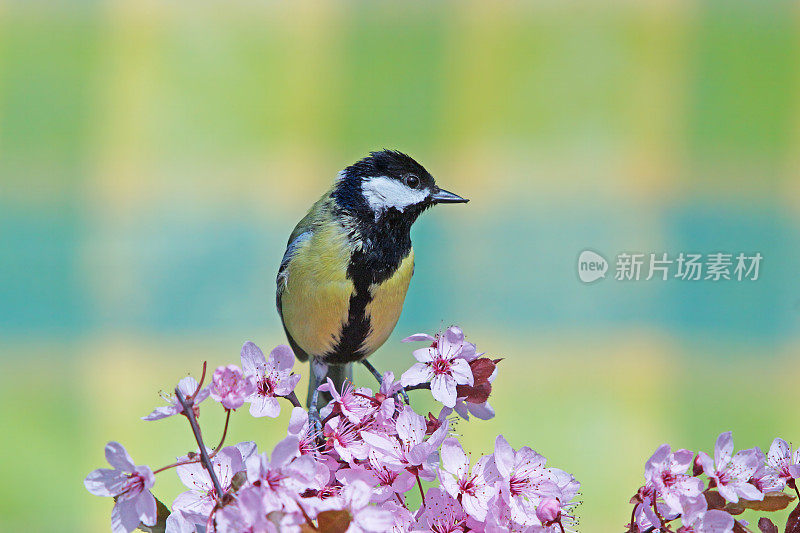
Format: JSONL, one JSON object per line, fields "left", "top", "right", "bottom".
{"left": 324, "top": 245, "right": 411, "bottom": 364}
{"left": 324, "top": 277, "right": 372, "bottom": 364}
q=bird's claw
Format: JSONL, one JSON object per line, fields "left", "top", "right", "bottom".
{"left": 395, "top": 387, "right": 410, "bottom": 406}
{"left": 308, "top": 407, "right": 324, "bottom": 441}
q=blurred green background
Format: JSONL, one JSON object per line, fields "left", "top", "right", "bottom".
{"left": 2, "top": 1, "right": 800, "bottom": 531}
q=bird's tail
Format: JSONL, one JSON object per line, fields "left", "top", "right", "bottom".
{"left": 307, "top": 363, "right": 353, "bottom": 408}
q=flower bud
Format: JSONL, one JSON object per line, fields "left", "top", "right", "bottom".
{"left": 536, "top": 498, "right": 561, "bottom": 525}
{"left": 692, "top": 453, "right": 703, "bottom": 477}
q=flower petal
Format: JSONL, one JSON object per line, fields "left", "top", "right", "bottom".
{"left": 440, "top": 438, "right": 469, "bottom": 478}
{"left": 430, "top": 374, "right": 457, "bottom": 408}
{"left": 136, "top": 491, "right": 157, "bottom": 526}
{"left": 449, "top": 358, "right": 474, "bottom": 386}
{"left": 105, "top": 442, "right": 135, "bottom": 472}
{"left": 177, "top": 377, "right": 200, "bottom": 398}
{"left": 715, "top": 431, "right": 734, "bottom": 469}
{"left": 402, "top": 333, "right": 436, "bottom": 343}
{"left": 401, "top": 363, "right": 432, "bottom": 387}
{"left": 274, "top": 373, "right": 301, "bottom": 396}
{"left": 84, "top": 468, "right": 126, "bottom": 497}
{"left": 240, "top": 341, "right": 266, "bottom": 376}
{"left": 466, "top": 401, "right": 495, "bottom": 420}
{"left": 141, "top": 405, "right": 179, "bottom": 421}
{"left": 111, "top": 500, "right": 141, "bottom": 533}
{"left": 268, "top": 345, "right": 295, "bottom": 372}
{"left": 701, "top": 509, "right": 734, "bottom": 533}
{"left": 494, "top": 435, "right": 515, "bottom": 479}
{"left": 768, "top": 438, "right": 790, "bottom": 467}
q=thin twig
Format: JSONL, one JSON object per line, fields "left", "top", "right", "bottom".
{"left": 192, "top": 361, "right": 208, "bottom": 398}
{"left": 175, "top": 387, "right": 225, "bottom": 499}
{"left": 213, "top": 409, "right": 232, "bottom": 451}
{"left": 153, "top": 408, "right": 232, "bottom": 474}
{"left": 404, "top": 383, "right": 431, "bottom": 391}
{"left": 416, "top": 474, "right": 426, "bottom": 507}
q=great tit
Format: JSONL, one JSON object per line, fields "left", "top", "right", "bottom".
{"left": 275, "top": 150, "right": 468, "bottom": 412}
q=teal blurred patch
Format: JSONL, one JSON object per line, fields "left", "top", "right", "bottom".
{"left": 0, "top": 204, "right": 90, "bottom": 336}
{"left": 410, "top": 207, "right": 800, "bottom": 345}
{"left": 98, "top": 217, "right": 287, "bottom": 334}
{"left": 660, "top": 206, "right": 800, "bottom": 344}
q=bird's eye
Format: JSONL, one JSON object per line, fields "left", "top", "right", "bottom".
{"left": 405, "top": 175, "right": 420, "bottom": 189}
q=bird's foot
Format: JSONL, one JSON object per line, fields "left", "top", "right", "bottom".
{"left": 395, "top": 387, "right": 410, "bottom": 406}
{"left": 308, "top": 406, "right": 324, "bottom": 440}
{"left": 361, "top": 359, "right": 409, "bottom": 405}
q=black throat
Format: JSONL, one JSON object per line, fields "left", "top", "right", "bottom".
{"left": 326, "top": 178, "right": 419, "bottom": 363}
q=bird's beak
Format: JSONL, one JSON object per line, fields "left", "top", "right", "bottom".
{"left": 431, "top": 188, "right": 469, "bottom": 204}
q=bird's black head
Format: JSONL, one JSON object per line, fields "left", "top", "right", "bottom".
{"left": 332, "top": 150, "right": 468, "bottom": 224}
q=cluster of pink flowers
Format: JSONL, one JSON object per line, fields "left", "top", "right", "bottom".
{"left": 628, "top": 431, "right": 800, "bottom": 533}
{"left": 85, "top": 327, "right": 581, "bottom": 533}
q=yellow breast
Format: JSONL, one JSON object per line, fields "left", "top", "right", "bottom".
{"left": 279, "top": 224, "right": 355, "bottom": 358}
{"left": 361, "top": 249, "right": 415, "bottom": 356}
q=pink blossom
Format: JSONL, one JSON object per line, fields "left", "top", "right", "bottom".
{"left": 438, "top": 438, "right": 497, "bottom": 521}
{"left": 340, "top": 480, "right": 396, "bottom": 533}
{"left": 337, "top": 450, "right": 416, "bottom": 503}
{"left": 142, "top": 376, "right": 209, "bottom": 421}
{"left": 484, "top": 494, "right": 528, "bottom": 533}
{"left": 164, "top": 510, "right": 196, "bottom": 533}
{"left": 172, "top": 447, "right": 244, "bottom": 521}
{"left": 491, "top": 435, "right": 561, "bottom": 526}
{"left": 644, "top": 444, "right": 703, "bottom": 513}
{"left": 750, "top": 447, "right": 785, "bottom": 493}
{"left": 679, "top": 494, "right": 734, "bottom": 533}
{"left": 240, "top": 342, "right": 301, "bottom": 418}
{"left": 209, "top": 364, "right": 255, "bottom": 410}
{"left": 324, "top": 417, "right": 369, "bottom": 464}
{"left": 401, "top": 326, "right": 475, "bottom": 408}
{"left": 697, "top": 432, "right": 763, "bottom": 504}
{"left": 84, "top": 442, "right": 157, "bottom": 533}
{"left": 318, "top": 378, "right": 375, "bottom": 424}
{"left": 212, "top": 484, "right": 281, "bottom": 533}
{"left": 379, "top": 500, "right": 415, "bottom": 533}
{"left": 767, "top": 437, "right": 800, "bottom": 482}
{"left": 362, "top": 405, "right": 449, "bottom": 480}
{"left": 416, "top": 487, "right": 468, "bottom": 532}
{"left": 633, "top": 494, "right": 681, "bottom": 533}
{"left": 245, "top": 435, "right": 321, "bottom": 510}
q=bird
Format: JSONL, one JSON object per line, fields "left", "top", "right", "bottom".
{"left": 275, "top": 150, "right": 468, "bottom": 418}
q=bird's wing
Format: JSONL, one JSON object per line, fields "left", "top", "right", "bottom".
{"left": 276, "top": 230, "right": 314, "bottom": 362}
{"left": 276, "top": 230, "right": 313, "bottom": 302}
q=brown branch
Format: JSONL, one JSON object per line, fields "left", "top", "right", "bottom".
{"left": 175, "top": 387, "right": 224, "bottom": 499}
{"left": 282, "top": 391, "right": 302, "bottom": 408}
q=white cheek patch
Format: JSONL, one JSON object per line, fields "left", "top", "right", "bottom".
{"left": 361, "top": 176, "right": 428, "bottom": 220}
